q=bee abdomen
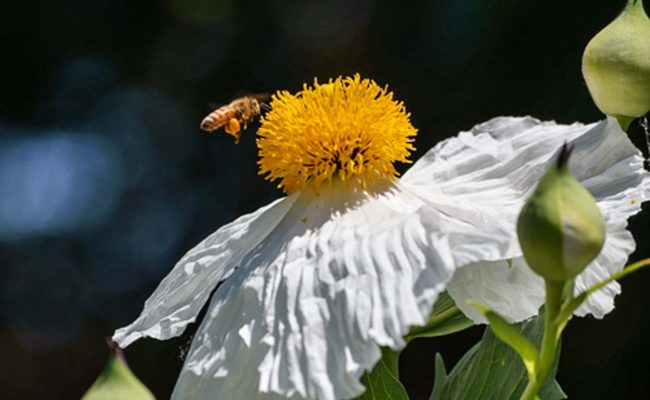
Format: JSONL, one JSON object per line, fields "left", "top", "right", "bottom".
{"left": 200, "top": 110, "right": 226, "bottom": 131}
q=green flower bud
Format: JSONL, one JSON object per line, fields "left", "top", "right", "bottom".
{"left": 517, "top": 145, "right": 605, "bottom": 282}
{"left": 82, "top": 340, "right": 155, "bottom": 400}
{"left": 582, "top": 0, "right": 650, "bottom": 128}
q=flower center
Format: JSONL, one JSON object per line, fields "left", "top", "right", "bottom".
{"left": 257, "top": 75, "right": 417, "bottom": 194}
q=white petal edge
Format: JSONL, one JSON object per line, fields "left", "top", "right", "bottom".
{"left": 113, "top": 196, "right": 296, "bottom": 347}
{"left": 443, "top": 116, "right": 649, "bottom": 322}
{"left": 171, "top": 178, "right": 519, "bottom": 400}
{"left": 447, "top": 219, "right": 636, "bottom": 323}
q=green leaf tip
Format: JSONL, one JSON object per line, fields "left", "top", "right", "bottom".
{"left": 429, "top": 354, "right": 448, "bottom": 400}
{"left": 406, "top": 292, "right": 473, "bottom": 341}
{"left": 465, "top": 299, "right": 488, "bottom": 314}
{"left": 469, "top": 301, "right": 539, "bottom": 377}
{"left": 82, "top": 339, "right": 155, "bottom": 400}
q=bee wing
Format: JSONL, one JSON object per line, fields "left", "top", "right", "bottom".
{"left": 230, "top": 91, "right": 271, "bottom": 106}
{"left": 249, "top": 93, "right": 271, "bottom": 103}
{"left": 244, "top": 93, "right": 272, "bottom": 112}
{"left": 206, "top": 102, "right": 223, "bottom": 111}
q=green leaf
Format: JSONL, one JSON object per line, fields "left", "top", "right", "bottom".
{"left": 471, "top": 301, "right": 538, "bottom": 376}
{"left": 406, "top": 292, "right": 474, "bottom": 341}
{"left": 429, "top": 354, "right": 448, "bottom": 400}
{"left": 356, "top": 357, "right": 409, "bottom": 400}
{"left": 430, "top": 312, "right": 566, "bottom": 400}
{"left": 82, "top": 346, "right": 155, "bottom": 400}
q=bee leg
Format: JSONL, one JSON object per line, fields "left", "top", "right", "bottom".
{"left": 225, "top": 118, "right": 242, "bottom": 144}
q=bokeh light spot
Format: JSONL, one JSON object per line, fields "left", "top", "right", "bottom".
{"left": 0, "top": 133, "right": 125, "bottom": 240}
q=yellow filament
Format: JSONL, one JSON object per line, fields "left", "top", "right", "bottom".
{"left": 257, "top": 74, "right": 417, "bottom": 194}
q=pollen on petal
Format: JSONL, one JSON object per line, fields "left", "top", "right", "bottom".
{"left": 257, "top": 74, "right": 417, "bottom": 194}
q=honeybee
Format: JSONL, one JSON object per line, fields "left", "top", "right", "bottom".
{"left": 200, "top": 95, "right": 269, "bottom": 144}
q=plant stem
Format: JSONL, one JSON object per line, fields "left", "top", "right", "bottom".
{"left": 559, "top": 258, "right": 650, "bottom": 323}
{"left": 520, "top": 280, "right": 564, "bottom": 400}
{"left": 519, "top": 259, "right": 650, "bottom": 400}
{"left": 616, "top": 115, "right": 634, "bottom": 131}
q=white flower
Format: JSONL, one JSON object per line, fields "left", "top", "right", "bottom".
{"left": 442, "top": 117, "right": 649, "bottom": 323}
{"left": 113, "top": 76, "right": 649, "bottom": 400}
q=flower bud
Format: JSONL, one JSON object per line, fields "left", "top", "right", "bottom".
{"left": 82, "top": 340, "right": 154, "bottom": 400}
{"left": 582, "top": 0, "right": 650, "bottom": 127}
{"left": 517, "top": 145, "right": 605, "bottom": 281}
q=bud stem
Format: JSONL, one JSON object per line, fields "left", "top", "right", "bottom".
{"left": 616, "top": 115, "right": 634, "bottom": 131}
{"left": 520, "top": 279, "right": 565, "bottom": 400}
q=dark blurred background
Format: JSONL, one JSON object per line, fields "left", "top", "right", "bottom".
{"left": 1, "top": 0, "right": 649, "bottom": 399}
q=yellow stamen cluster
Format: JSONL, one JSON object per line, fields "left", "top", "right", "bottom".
{"left": 257, "top": 75, "right": 417, "bottom": 194}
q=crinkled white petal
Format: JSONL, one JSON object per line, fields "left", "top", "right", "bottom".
{"left": 442, "top": 116, "right": 649, "bottom": 323}
{"left": 572, "top": 221, "right": 634, "bottom": 318}
{"left": 114, "top": 115, "right": 649, "bottom": 399}
{"left": 113, "top": 197, "right": 295, "bottom": 347}
{"left": 447, "top": 220, "right": 635, "bottom": 323}
{"left": 171, "top": 178, "right": 518, "bottom": 400}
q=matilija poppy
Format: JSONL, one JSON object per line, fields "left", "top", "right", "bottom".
{"left": 113, "top": 75, "right": 649, "bottom": 400}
